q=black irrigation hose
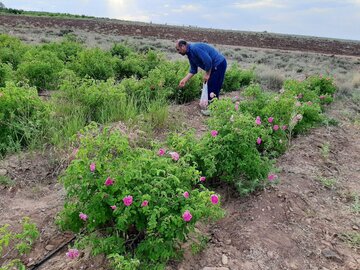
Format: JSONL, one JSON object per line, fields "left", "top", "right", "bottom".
{"left": 28, "top": 235, "right": 76, "bottom": 270}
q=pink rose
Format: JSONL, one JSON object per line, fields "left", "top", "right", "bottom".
{"left": 200, "top": 176, "right": 206, "bottom": 182}
{"left": 104, "top": 177, "right": 114, "bottom": 186}
{"left": 268, "top": 174, "right": 278, "bottom": 181}
{"left": 66, "top": 248, "right": 79, "bottom": 259}
{"left": 255, "top": 116, "right": 261, "bottom": 125}
{"left": 110, "top": 205, "right": 117, "bottom": 210}
{"left": 141, "top": 200, "right": 148, "bottom": 207}
{"left": 268, "top": 117, "right": 274, "bottom": 123}
{"left": 183, "top": 191, "right": 189, "bottom": 198}
{"left": 182, "top": 210, "right": 192, "bottom": 222}
{"left": 282, "top": 125, "right": 287, "bottom": 130}
{"left": 273, "top": 125, "right": 279, "bottom": 131}
{"left": 158, "top": 148, "right": 165, "bottom": 156}
{"left": 79, "top": 212, "right": 88, "bottom": 221}
{"left": 257, "top": 137, "right": 262, "bottom": 145}
{"left": 169, "top": 152, "right": 180, "bottom": 161}
{"left": 90, "top": 163, "right": 96, "bottom": 172}
{"left": 211, "top": 194, "right": 219, "bottom": 204}
{"left": 123, "top": 195, "right": 133, "bottom": 206}
{"left": 210, "top": 130, "right": 218, "bottom": 137}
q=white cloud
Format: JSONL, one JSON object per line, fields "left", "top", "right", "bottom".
{"left": 232, "top": 0, "right": 285, "bottom": 9}
{"left": 171, "top": 4, "right": 202, "bottom": 13}
{"left": 106, "top": 0, "right": 150, "bottom": 21}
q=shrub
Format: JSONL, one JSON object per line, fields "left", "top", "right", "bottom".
{"left": 167, "top": 98, "right": 274, "bottom": 196}
{"left": 0, "top": 217, "right": 39, "bottom": 270}
{"left": 305, "top": 74, "right": 337, "bottom": 96}
{"left": 256, "top": 68, "right": 284, "bottom": 91}
{"left": 201, "top": 99, "right": 273, "bottom": 194}
{"left": 50, "top": 77, "right": 136, "bottom": 145}
{"left": 0, "top": 34, "right": 28, "bottom": 69}
{"left": 16, "top": 49, "right": 64, "bottom": 90}
{"left": 114, "top": 50, "right": 163, "bottom": 80}
{"left": 222, "top": 63, "right": 255, "bottom": 92}
{"left": 0, "top": 62, "right": 13, "bottom": 87}
{"left": 57, "top": 124, "right": 223, "bottom": 268}
{"left": 110, "top": 43, "right": 133, "bottom": 59}
{"left": 70, "top": 48, "right": 115, "bottom": 80}
{"left": 41, "top": 39, "right": 84, "bottom": 63}
{"left": 0, "top": 83, "right": 50, "bottom": 156}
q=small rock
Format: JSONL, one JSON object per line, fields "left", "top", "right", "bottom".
{"left": 267, "top": 251, "right": 274, "bottom": 258}
{"left": 224, "top": 239, "right": 231, "bottom": 245}
{"left": 222, "top": 254, "right": 228, "bottom": 265}
{"left": 321, "top": 248, "right": 343, "bottom": 263}
{"left": 352, "top": 225, "right": 359, "bottom": 230}
{"left": 288, "top": 262, "right": 298, "bottom": 269}
{"left": 45, "top": 244, "right": 55, "bottom": 251}
{"left": 346, "top": 261, "right": 358, "bottom": 270}
{"left": 0, "top": 169, "right": 7, "bottom": 176}
{"left": 267, "top": 206, "right": 271, "bottom": 211}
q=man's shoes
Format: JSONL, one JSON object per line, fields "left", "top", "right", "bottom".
{"left": 200, "top": 109, "right": 211, "bottom": 116}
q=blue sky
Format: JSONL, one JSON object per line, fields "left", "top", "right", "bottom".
{"left": 2, "top": 0, "right": 360, "bottom": 41}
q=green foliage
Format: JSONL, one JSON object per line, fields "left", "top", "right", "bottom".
{"left": 0, "top": 83, "right": 50, "bottom": 156}
{"left": 0, "top": 63, "right": 14, "bottom": 87}
{"left": 306, "top": 75, "right": 337, "bottom": 96}
{"left": 222, "top": 64, "right": 255, "bottom": 92}
{"left": 58, "top": 124, "right": 223, "bottom": 268}
{"left": 114, "top": 49, "right": 163, "bottom": 80}
{"left": 110, "top": 43, "right": 133, "bottom": 59}
{"left": 0, "top": 175, "right": 14, "bottom": 187}
{"left": 0, "top": 217, "right": 39, "bottom": 270}
{"left": 70, "top": 48, "right": 115, "bottom": 80}
{"left": 340, "top": 232, "right": 360, "bottom": 249}
{"left": 316, "top": 176, "right": 336, "bottom": 189}
{"left": 41, "top": 38, "right": 84, "bottom": 63}
{"left": 0, "top": 259, "right": 26, "bottom": 270}
{"left": 16, "top": 48, "right": 64, "bottom": 90}
{"left": 50, "top": 77, "right": 136, "bottom": 146}
{"left": 108, "top": 254, "right": 140, "bottom": 270}
{"left": 203, "top": 99, "right": 273, "bottom": 194}
{"left": 0, "top": 34, "right": 28, "bottom": 69}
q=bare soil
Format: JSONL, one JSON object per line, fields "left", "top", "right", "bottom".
{"left": 0, "top": 15, "right": 360, "bottom": 270}
{"left": 1, "top": 14, "right": 360, "bottom": 56}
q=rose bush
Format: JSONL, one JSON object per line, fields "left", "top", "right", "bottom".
{"left": 57, "top": 123, "right": 223, "bottom": 269}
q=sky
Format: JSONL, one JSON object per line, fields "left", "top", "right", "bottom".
{"left": 2, "top": 0, "right": 360, "bottom": 41}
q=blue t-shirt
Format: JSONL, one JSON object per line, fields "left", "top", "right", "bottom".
{"left": 186, "top": 43, "right": 225, "bottom": 74}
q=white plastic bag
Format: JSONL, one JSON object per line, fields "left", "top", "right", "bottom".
{"left": 199, "top": 82, "right": 208, "bottom": 108}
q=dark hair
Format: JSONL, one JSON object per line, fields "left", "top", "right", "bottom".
{"left": 178, "top": 39, "right": 187, "bottom": 46}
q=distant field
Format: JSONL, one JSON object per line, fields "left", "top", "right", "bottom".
{"left": 1, "top": 14, "right": 360, "bottom": 56}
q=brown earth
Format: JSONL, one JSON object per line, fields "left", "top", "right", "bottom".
{"left": 0, "top": 15, "right": 360, "bottom": 270}
{"left": 1, "top": 14, "right": 360, "bottom": 56}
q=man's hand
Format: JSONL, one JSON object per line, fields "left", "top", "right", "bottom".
{"left": 179, "top": 78, "right": 187, "bottom": 88}
{"left": 203, "top": 72, "right": 210, "bottom": 83}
